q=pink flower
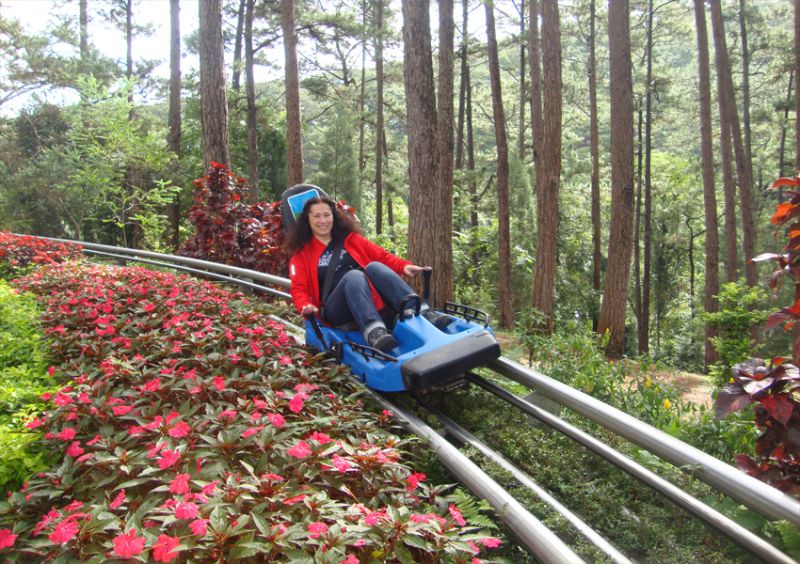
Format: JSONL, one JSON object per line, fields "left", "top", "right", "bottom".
{"left": 110, "top": 489, "right": 126, "bottom": 510}
{"left": 307, "top": 521, "right": 328, "bottom": 539}
{"left": 169, "top": 474, "right": 191, "bottom": 495}
{"left": 219, "top": 410, "right": 237, "bottom": 421}
{"left": 143, "top": 378, "right": 161, "bottom": 392}
{"left": 158, "top": 449, "right": 180, "bottom": 469}
{"left": 279, "top": 355, "right": 292, "bottom": 365}
{"left": 66, "top": 441, "right": 84, "bottom": 457}
{"left": 364, "top": 511, "right": 385, "bottom": 526}
{"left": 113, "top": 529, "right": 146, "bottom": 557}
{"left": 86, "top": 434, "right": 102, "bottom": 446}
{"left": 331, "top": 454, "right": 353, "bottom": 472}
{"left": 340, "top": 555, "right": 359, "bottom": 564}
{"left": 267, "top": 413, "right": 285, "bottom": 428}
{"left": 406, "top": 472, "right": 426, "bottom": 491}
{"left": 48, "top": 519, "right": 79, "bottom": 544}
{"left": 261, "top": 473, "right": 284, "bottom": 482}
{"left": 287, "top": 440, "right": 312, "bottom": 459}
{"left": 307, "top": 431, "right": 332, "bottom": 444}
{"left": 0, "top": 529, "right": 17, "bottom": 550}
{"left": 64, "top": 500, "right": 84, "bottom": 512}
{"left": 289, "top": 392, "right": 307, "bottom": 413}
{"left": 57, "top": 427, "right": 77, "bottom": 441}
{"left": 449, "top": 504, "right": 467, "bottom": 526}
{"left": 189, "top": 518, "right": 208, "bottom": 536}
{"left": 201, "top": 480, "right": 219, "bottom": 496}
{"left": 175, "top": 502, "right": 199, "bottom": 519}
{"left": 112, "top": 405, "right": 134, "bottom": 416}
{"left": 242, "top": 426, "right": 263, "bottom": 438}
{"left": 479, "top": 537, "right": 502, "bottom": 548}
{"left": 168, "top": 421, "right": 190, "bottom": 438}
{"left": 212, "top": 376, "right": 225, "bottom": 391}
{"left": 152, "top": 534, "right": 180, "bottom": 562}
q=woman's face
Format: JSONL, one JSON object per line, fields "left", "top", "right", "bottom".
{"left": 308, "top": 202, "right": 334, "bottom": 240}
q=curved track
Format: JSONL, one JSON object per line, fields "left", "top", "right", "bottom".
{"left": 30, "top": 237, "right": 800, "bottom": 563}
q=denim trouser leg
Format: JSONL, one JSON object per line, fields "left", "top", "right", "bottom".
{"left": 364, "top": 262, "right": 416, "bottom": 310}
{"left": 323, "top": 270, "right": 383, "bottom": 336}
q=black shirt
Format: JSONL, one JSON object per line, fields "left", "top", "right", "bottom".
{"left": 317, "top": 241, "right": 361, "bottom": 301}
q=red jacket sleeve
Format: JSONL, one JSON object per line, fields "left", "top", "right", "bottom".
{"left": 289, "top": 253, "right": 317, "bottom": 313}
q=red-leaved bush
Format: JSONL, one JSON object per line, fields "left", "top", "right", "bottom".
{"left": 0, "top": 259, "right": 500, "bottom": 561}
{"left": 178, "top": 162, "right": 288, "bottom": 277}
{"left": 0, "top": 231, "right": 83, "bottom": 278}
{"left": 716, "top": 174, "right": 800, "bottom": 497}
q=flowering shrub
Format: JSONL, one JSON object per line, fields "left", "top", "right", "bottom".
{"left": 179, "top": 162, "right": 289, "bottom": 277}
{"left": 0, "top": 262, "right": 500, "bottom": 561}
{"left": 0, "top": 231, "right": 83, "bottom": 279}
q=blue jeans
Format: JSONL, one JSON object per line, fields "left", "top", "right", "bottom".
{"left": 323, "top": 262, "right": 416, "bottom": 337}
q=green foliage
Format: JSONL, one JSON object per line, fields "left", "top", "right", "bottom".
{"left": 311, "top": 100, "right": 360, "bottom": 210}
{"left": 705, "top": 281, "right": 768, "bottom": 388}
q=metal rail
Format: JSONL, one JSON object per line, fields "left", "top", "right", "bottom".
{"left": 29, "top": 237, "right": 800, "bottom": 560}
{"left": 490, "top": 356, "right": 800, "bottom": 528}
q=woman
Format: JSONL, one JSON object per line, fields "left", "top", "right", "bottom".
{"left": 286, "top": 196, "right": 451, "bottom": 353}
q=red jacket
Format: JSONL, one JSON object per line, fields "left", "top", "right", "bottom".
{"left": 289, "top": 232, "right": 411, "bottom": 314}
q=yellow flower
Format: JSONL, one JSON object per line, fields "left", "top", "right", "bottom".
{"left": 663, "top": 398, "right": 672, "bottom": 410}
{"left": 645, "top": 376, "right": 652, "bottom": 388}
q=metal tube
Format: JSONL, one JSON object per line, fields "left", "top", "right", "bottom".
{"left": 490, "top": 356, "right": 800, "bottom": 527}
{"left": 469, "top": 374, "right": 796, "bottom": 564}
{"left": 368, "top": 392, "right": 584, "bottom": 564}
{"left": 423, "top": 402, "right": 632, "bottom": 563}
{"left": 84, "top": 251, "right": 292, "bottom": 299}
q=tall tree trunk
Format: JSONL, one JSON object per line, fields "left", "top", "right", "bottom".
{"left": 232, "top": 0, "right": 246, "bottom": 92}
{"left": 738, "top": 0, "right": 753, "bottom": 185}
{"left": 245, "top": 0, "right": 258, "bottom": 202}
{"left": 598, "top": 0, "right": 634, "bottom": 358}
{"left": 455, "top": 0, "right": 468, "bottom": 171}
{"left": 199, "top": 0, "right": 230, "bottom": 168}
{"left": 486, "top": 0, "right": 514, "bottom": 328}
{"left": 720, "top": 107, "right": 738, "bottom": 282}
{"left": 375, "top": 0, "right": 385, "bottom": 235}
{"left": 640, "top": 0, "right": 654, "bottom": 355}
{"left": 466, "top": 62, "right": 477, "bottom": 228}
{"left": 634, "top": 104, "right": 643, "bottom": 341}
{"left": 358, "top": 0, "right": 367, "bottom": 177}
{"left": 694, "top": 0, "right": 720, "bottom": 368}
{"left": 167, "top": 0, "right": 182, "bottom": 250}
{"left": 518, "top": 0, "right": 526, "bottom": 159}
{"left": 401, "top": 0, "right": 439, "bottom": 275}
{"left": 531, "top": 0, "right": 561, "bottom": 334}
{"left": 779, "top": 71, "right": 794, "bottom": 179}
{"left": 79, "top": 0, "right": 88, "bottom": 66}
{"left": 795, "top": 0, "right": 800, "bottom": 172}
{"left": 589, "top": 0, "right": 601, "bottom": 331}
{"left": 710, "top": 0, "right": 757, "bottom": 286}
{"left": 528, "top": 0, "right": 542, "bottom": 173}
{"left": 435, "top": 0, "right": 455, "bottom": 306}
{"left": 282, "top": 0, "right": 304, "bottom": 185}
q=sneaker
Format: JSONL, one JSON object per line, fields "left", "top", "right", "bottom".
{"left": 367, "top": 326, "right": 398, "bottom": 353}
{"left": 422, "top": 308, "right": 454, "bottom": 330}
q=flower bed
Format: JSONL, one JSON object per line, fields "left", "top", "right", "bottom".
{"left": 0, "top": 261, "right": 500, "bottom": 561}
{"left": 0, "top": 231, "right": 83, "bottom": 279}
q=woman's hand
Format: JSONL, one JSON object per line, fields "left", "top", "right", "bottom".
{"left": 403, "top": 264, "right": 431, "bottom": 277}
{"left": 301, "top": 305, "right": 319, "bottom": 316}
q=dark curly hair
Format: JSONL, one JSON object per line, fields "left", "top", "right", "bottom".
{"left": 284, "top": 196, "right": 362, "bottom": 254}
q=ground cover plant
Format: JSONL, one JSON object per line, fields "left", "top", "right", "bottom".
{"left": 0, "top": 231, "right": 82, "bottom": 279}
{"left": 0, "top": 256, "right": 502, "bottom": 561}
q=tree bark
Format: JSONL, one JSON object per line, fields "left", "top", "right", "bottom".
{"left": 518, "top": 0, "right": 526, "bottom": 159}
{"left": 486, "top": 0, "right": 514, "bottom": 328}
{"left": 79, "top": 0, "right": 88, "bottom": 66}
{"left": 232, "top": 0, "right": 246, "bottom": 92}
{"left": 589, "top": 0, "right": 601, "bottom": 331}
{"left": 598, "top": 0, "right": 635, "bottom": 358}
{"left": 710, "top": 0, "right": 757, "bottom": 286}
{"left": 640, "top": 0, "right": 654, "bottom": 355}
{"left": 375, "top": 0, "right": 385, "bottom": 235}
{"left": 795, "top": 0, "right": 800, "bottom": 172}
{"left": 455, "top": 0, "right": 468, "bottom": 171}
{"left": 402, "top": 0, "right": 439, "bottom": 278}
{"left": 282, "top": 0, "right": 304, "bottom": 185}
{"left": 528, "top": 0, "right": 542, "bottom": 173}
{"left": 199, "top": 0, "right": 230, "bottom": 168}
{"left": 738, "top": 0, "right": 753, "bottom": 185}
{"left": 693, "top": 0, "right": 720, "bottom": 368}
{"left": 779, "top": 71, "right": 794, "bottom": 178}
{"left": 245, "top": 0, "right": 259, "bottom": 202}
{"left": 167, "top": 0, "right": 182, "bottom": 250}
{"left": 435, "top": 0, "right": 455, "bottom": 306}
{"left": 358, "top": 0, "right": 367, "bottom": 177}
{"left": 531, "top": 0, "right": 561, "bottom": 334}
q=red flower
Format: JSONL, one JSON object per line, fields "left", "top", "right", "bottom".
{"left": 406, "top": 472, "right": 426, "bottom": 491}
{"left": 189, "top": 518, "right": 208, "bottom": 536}
{"left": 289, "top": 392, "right": 307, "bottom": 413}
{"left": 143, "top": 378, "right": 161, "bottom": 392}
{"left": 110, "top": 489, "right": 127, "bottom": 510}
{"left": 175, "top": 501, "right": 199, "bottom": 519}
{"left": 112, "top": 405, "right": 134, "bottom": 416}
{"left": 283, "top": 494, "right": 306, "bottom": 505}
{"left": 158, "top": 449, "right": 181, "bottom": 469}
{"left": 113, "top": 529, "right": 146, "bottom": 558}
{"left": 57, "top": 427, "right": 77, "bottom": 441}
{"left": 86, "top": 434, "right": 102, "bottom": 446}
{"left": 201, "top": 480, "right": 219, "bottom": 495}
{"left": 479, "top": 537, "right": 502, "bottom": 548}
{"left": 448, "top": 504, "right": 467, "bottom": 526}
{"left": 213, "top": 376, "right": 225, "bottom": 391}
{"left": 168, "top": 421, "right": 190, "bottom": 438}
{"left": 307, "top": 521, "right": 328, "bottom": 539}
{"left": 287, "top": 440, "right": 312, "bottom": 459}
{"left": 279, "top": 355, "right": 292, "bottom": 365}
{"left": 267, "top": 413, "right": 285, "bottom": 428}
{"left": 152, "top": 533, "right": 181, "bottom": 562}
{"left": 169, "top": 474, "right": 191, "bottom": 495}
{"left": 307, "top": 431, "right": 332, "bottom": 444}
{"left": 66, "top": 441, "right": 84, "bottom": 457}
{"left": 49, "top": 519, "right": 79, "bottom": 544}
{"left": 0, "top": 529, "right": 17, "bottom": 550}
{"left": 242, "top": 425, "right": 263, "bottom": 438}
